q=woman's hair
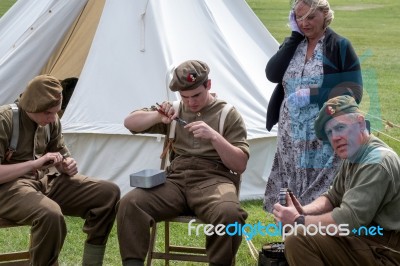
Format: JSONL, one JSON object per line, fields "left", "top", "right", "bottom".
{"left": 292, "top": 0, "right": 334, "bottom": 29}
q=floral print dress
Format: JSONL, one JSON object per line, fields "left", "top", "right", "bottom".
{"left": 263, "top": 36, "right": 341, "bottom": 212}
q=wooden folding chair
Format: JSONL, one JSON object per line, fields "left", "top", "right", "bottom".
{"left": 147, "top": 214, "right": 209, "bottom": 266}
{"left": 0, "top": 218, "right": 30, "bottom": 265}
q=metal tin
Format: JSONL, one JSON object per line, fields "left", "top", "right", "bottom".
{"left": 129, "top": 169, "right": 166, "bottom": 188}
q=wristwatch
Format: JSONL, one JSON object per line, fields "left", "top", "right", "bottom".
{"left": 295, "top": 215, "right": 305, "bottom": 225}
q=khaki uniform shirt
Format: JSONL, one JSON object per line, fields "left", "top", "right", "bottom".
{"left": 131, "top": 99, "right": 249, "bottom": 161}
{"left": 0, "top": 104, "right": 70, "bottom": 178}
{"left": 324, "top": 135, "right": 400, "bottom": 231}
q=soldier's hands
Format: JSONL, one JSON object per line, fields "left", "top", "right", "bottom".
{"left": 57, "top": 157, "right": 78, "bottom": 176}
{"left": 185, "top": 121, "right": 218, "bottom": 141}
{"left": 37, "top": 152, "right": 64, "bottom": 170}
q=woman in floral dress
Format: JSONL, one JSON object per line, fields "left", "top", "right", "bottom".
{"left": 263, "top": 0, "right": 363, "bottom": 212}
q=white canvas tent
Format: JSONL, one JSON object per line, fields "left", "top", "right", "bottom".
{"left": 0, "top": 0, "right": 279, "bottom": 199}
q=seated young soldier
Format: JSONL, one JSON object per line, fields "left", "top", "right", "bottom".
{"left": 117, "top": 60, "right": 249, "bottom": 266}
{"left": 0, "top": 75, "right": 120, "bottom": 266}
{"left": 272, "top": 95, "right": 400, "bottom": 265}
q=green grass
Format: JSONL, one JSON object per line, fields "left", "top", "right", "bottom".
{"left": 0, "top": 202, "right": 277, "bottom": 265}
{"left": 1, "top": 0, "right": 400, "bottom": 265}
{"left": 0, "top": 0, "right": 14, "bottom": 16}
{"left": 249, "top": 0, "right": 400, "bottom": 153}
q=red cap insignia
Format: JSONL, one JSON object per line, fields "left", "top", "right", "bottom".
{"left": 187, "top": 73, "right": 197, "bottom": 82}
{"left": 326, "top": 105, "right": 336, "bottom": 116}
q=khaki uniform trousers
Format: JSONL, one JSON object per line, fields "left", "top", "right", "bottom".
{"left": 117, "top": 156, "right": 248, "bottom": 266}
{"left": 0, "top": 172, "right": 120, "bottom": 266}
{"left": 285, "top": 227, "right": 400, "bottom": 265}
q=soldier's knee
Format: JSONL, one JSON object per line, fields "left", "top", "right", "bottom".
{"left": 117, "top": 190, "right": 144, "bottom": 212}
{"left": 98, "top": 181, "right": 121, "bottom": 203}
{"left": 40, "top": 205, "right": 65, "bottom": 228}
{"left": 284, "top": 234, "right": 298, "bottom": 251}
{"left": 214, "top": 202, "right": 247, "bottom": 224}
{"left": 284, "top": 232, "right": 307, "bottom": 257}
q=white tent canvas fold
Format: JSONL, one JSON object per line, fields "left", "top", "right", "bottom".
{"left": 0, "top": 0, "right": 279, "bottom": 199}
